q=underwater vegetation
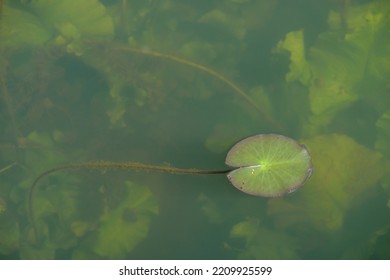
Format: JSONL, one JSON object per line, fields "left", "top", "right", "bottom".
{"left": 27, "top": 133, "right": 312, "bottom": 245}
{"left": 0, "top": 0, "right": 389, "bottom": 259}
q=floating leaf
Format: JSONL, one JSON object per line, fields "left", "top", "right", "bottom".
{"left": 225, "top": 134, "right": 312, "bottom": 197}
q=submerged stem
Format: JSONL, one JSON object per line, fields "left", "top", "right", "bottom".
{"left": 115, "top": 46, "right": 283, "bottom": 130}
{"left": 28, "top": 161, "right": 231, "bottom": 242}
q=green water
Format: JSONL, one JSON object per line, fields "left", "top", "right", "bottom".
{"left": 0, "top": 0, "right": 389, "bottom": 259}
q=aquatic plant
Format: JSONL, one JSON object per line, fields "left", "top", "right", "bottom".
{"left": 28, "top": 134, "right": 312, "bottom": 242}
{"left": 0, "top": 0, "right": 389, "bottom": 259}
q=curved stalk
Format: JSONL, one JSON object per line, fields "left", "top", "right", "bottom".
{"left": 115, "top": 46, "right": 283, "bottom": 129}
{"left": 28, "top": 161, "right": 231, "bottom": 242}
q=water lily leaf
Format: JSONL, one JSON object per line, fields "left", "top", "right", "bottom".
{"left": 87, "top": 181, "right": 158, "bottom": 259}
{"left": 268, "top": 134, "right": 386, "bottom": 232}
{"left": 226, "top": 134, "right": 312, "bottom": 197}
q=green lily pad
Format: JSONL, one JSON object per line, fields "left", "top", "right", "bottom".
{"left": 225, "top": 134, "right": 312, "bottom": 197}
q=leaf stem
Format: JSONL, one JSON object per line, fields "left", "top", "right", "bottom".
{"left": 115, "top": 46, "right": 283, "bottom": 129}
{"left": 28, "top": 161, "right": 231, "bottom": 243}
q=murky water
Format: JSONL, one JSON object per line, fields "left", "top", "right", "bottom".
{"left": 0, "top": 0, "right": 389, "bottom": 259}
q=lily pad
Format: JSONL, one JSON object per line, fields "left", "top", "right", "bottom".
{"left": 225, "top": 134, "right": 312, "bottom": 197}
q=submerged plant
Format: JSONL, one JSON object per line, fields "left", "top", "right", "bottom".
{"left": 114, "top": 46, "right": 281, "bottom": 129}
{"left": 29, "top": 134, "right": 312, "bottom": 241}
